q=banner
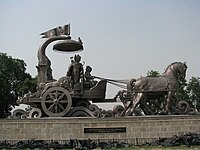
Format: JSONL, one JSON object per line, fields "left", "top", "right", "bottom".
{"left": 40, "top": 24, "right": 70, "bottom": 38}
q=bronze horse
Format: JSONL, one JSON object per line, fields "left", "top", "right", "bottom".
{"left": 125, "top": 62, "right": 187, "bottom": 116}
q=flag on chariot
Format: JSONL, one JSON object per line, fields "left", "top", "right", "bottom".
{"left": 40, "top": 24, "right": 70, "bottom": 38}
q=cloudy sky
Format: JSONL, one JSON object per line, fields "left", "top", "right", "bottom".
{"left": 0, "top": 0, "right": 200, "bottom": 99}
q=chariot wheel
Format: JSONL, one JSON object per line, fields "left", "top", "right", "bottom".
{"left": 41, "top": 87, "right": 72, "bottom": 117}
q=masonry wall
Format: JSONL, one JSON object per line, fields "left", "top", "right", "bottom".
{"left": 0, "top": 115, "right": 200, "bottom": 141}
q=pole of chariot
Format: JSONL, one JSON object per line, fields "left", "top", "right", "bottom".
{"left": 37, "top": 36, "right": 72, "bottom": 86}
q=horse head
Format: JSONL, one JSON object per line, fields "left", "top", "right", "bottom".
{"left": 178, "top": 62, "right": 187, "bottom": 79}
{"left": 164, "top": 62, "right": 187, "bottom": 80}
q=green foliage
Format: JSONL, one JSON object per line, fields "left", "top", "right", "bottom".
{"left": 146, "top": 70, "right": 160, "bottom": 77}
{"left": 186, "top": 77, "right": 200, "bottom": 111}
{"left": 109, "top": 145, "right": 200, "bottom": 150}
{"left": 175, "top": 78, "right": 189, "bottom": 102}
{"left": 0, "top": 53, "right": 36, "bottom": 118}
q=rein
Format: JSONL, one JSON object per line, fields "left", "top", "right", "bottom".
{"left": 94, "top": 76, "right": 129, "bottom": 89}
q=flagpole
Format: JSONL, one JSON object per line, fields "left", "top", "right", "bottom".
{"left": 37, "top": 36, "right": 72, "bottom": 86}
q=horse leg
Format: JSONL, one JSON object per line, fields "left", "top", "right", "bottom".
{"left": 120, "top": 101, "right": 132, "bottom": 116}
{"left": 165, "top": 91, "right": 174, "bottom": 114}
{"left": 126, "top": 93, "right": 144, "bottom": 116}
{"left": 140, "top": 98, "right": 152, "bottom": 115}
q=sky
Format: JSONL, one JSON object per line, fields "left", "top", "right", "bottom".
{"left": 0, "top": 0, "right": 200, "bottom": 101}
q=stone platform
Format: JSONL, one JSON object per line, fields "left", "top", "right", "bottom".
{"left": 0, "top": 115, "right": 200, "bottom": 141}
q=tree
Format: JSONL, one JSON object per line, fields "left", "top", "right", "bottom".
{"left": 186, "top": 77, "right": 200, "bottom": 111}
{"left": 175, "top": 78, "right": 189, "bottom": 101}
{"left": 146, "top": 70, "right": 160, "bottom": 77}
{"left": 0, "top": 53, "right": 37, "bottom": 118}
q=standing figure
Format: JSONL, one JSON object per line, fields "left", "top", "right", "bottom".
{"left": 67, "top": 54, "right": 84, "bottom": 87}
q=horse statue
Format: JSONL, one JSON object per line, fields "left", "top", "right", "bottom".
{"left": 124, "top": 62, "right": 187, "bottom": 116}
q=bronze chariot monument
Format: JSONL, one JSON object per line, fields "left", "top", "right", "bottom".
{"left": 13, "top": 24, "right": 196, "bottom": 118}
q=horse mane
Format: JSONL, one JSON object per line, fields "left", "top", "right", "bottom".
{"left": 163, "top": 62, "right": 184, "bottom": 74}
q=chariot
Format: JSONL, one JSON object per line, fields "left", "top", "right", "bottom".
{"left": 16, "top": 73, "right": 109, "bottom": 118}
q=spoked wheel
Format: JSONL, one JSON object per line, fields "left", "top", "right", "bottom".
{"left": 41, "top": 87, "right": 72, "bottom": 117}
